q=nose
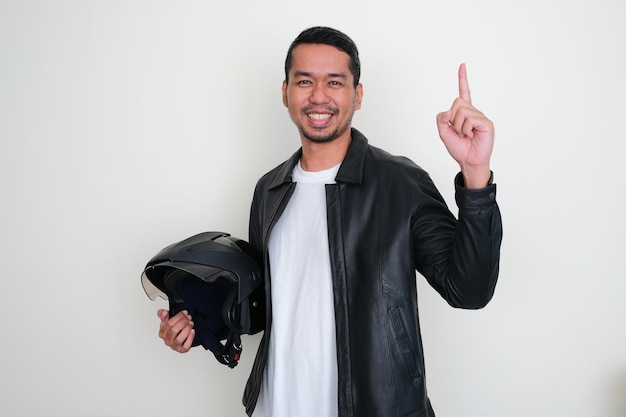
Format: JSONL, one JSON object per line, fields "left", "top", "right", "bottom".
{"left": 309, "top": 83, "right": 330, "bottom": 104}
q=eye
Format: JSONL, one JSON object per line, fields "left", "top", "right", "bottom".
{"left": 297, "top": 79, "right": 312, "bottom": 86}
{"left": 329, "top": 80, "right": 343, "bottom": 88}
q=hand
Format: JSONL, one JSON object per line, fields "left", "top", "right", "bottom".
{"left": 436, "top": 63, "right": 494, "bottom": 188}
{"left": 157, "top": 309, "right": 195, "bottom": 353}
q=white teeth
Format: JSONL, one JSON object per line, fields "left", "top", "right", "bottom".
{"left": 308, "top": 113, "right": 331, "bottom": 120}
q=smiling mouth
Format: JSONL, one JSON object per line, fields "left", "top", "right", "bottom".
{"left": 307, "top": 113, "right": 332, "bottom": 120}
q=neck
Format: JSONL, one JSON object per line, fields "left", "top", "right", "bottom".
{"left": 299, "top": 132, "right": 351, "bottom": 172}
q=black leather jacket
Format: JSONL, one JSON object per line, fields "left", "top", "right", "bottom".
{"left": 243, "top": 128, "right": 502, "bottom": 417}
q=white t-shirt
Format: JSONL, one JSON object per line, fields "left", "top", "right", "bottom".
{"left": 253, "top": 161, "right": 340, "bottom": 417}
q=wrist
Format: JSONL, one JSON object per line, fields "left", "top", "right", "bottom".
{"left": 460, "top": 165, "right": 491, "bottom": 189}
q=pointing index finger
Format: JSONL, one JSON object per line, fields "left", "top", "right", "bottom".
{"left": 458, "top": 63, "right": 472, "bottom": 103}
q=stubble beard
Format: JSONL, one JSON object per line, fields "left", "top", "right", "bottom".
{"left": 298, "top": 111, "right": 354, "bottom": 144}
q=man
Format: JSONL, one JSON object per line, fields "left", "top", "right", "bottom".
{"left": 158, "top": 26, "right": 502, "bottom": 417}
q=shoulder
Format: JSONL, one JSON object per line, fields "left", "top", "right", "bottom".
{"left": 365, "top": 142, "right": 429, "bottom": 182}
{"left": 254, "top": 148, "right": 302, "bottom": 192}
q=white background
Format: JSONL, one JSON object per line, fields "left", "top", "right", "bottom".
{"left": 1, "top": 1, "right": 625, "bottom": 416}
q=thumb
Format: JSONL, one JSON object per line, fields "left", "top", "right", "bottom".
{"left": 436, "top": 110, "right": 451, "bottom": 127}
{"left": 157, "top": 309, "right": 170, "bottom": 324}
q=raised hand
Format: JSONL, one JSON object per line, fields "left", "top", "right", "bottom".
{"left": 436, "top": 64, "right": 494, "bottom": 188}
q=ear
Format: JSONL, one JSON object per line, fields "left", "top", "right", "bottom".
{"left": 354, "top": 83, "right": 363, "bottom": 110}
{"left": 282, "top": 80, "right": 288, "bottom": 107}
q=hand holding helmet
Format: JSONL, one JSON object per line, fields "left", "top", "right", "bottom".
{"left": 158, "top": 309, "right": 195, "bottom": 353}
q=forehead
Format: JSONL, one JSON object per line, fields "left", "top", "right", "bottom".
{"left": 289, "top": 43, "right": 352, "bottom": 77}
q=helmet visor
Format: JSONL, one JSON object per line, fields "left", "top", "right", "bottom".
{"left": 141, "top": 271, "right": 168, "bottom": 301}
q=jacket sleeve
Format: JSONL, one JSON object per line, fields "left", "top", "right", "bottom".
{"left": 412, "top": 172, "right": 502, "bottom": 309}
{"left": 248, "top": 183, "right": 264, "bottom": 255}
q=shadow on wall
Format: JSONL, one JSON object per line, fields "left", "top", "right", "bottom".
{"left": 609, "top": 371, "right": 626, "bottom": 417}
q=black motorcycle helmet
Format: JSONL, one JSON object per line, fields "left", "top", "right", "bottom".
{"left": 141, "top": 231, "right": 265, "bottom": 368}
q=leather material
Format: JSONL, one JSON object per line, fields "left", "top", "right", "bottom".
{"left": 243, "top": 128, "right": 502, "bottom": 417}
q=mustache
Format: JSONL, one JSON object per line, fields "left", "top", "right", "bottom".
{"left": 302, "top": 105, "right": 338, "bottom": 114}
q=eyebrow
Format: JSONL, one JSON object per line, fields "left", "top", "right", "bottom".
{"left": 293, "top": 70, "right": 348, "bottom": 79}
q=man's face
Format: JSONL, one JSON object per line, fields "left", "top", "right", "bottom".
{"left": 283, "top": 43, "right": 363, "bottom": 144}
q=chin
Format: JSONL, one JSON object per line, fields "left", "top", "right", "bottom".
{"left": 302, "top": 124, "right": 351, "bottom": 144}
{"left": 300, "top": 128, "right": 338, "bottom": 144}
{"left": 304, "top": 134, "right": 337, "bottom": 144}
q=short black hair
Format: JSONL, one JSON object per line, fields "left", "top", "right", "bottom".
{"left": 284, "top": 26, "right": 361, "bottom": 88}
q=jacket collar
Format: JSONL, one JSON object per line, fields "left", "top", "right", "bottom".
{"left": 268, "top": 128, "right": 368, "bottom": 190}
